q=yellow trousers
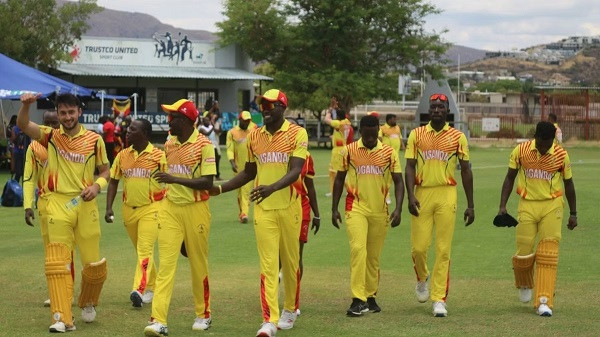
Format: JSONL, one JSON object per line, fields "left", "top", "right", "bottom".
{"left": 38, "top": 197, "right": 50, "bottom": 248}
{"left": 123, "top": 202, "right": 160, "bottom": 294}
{"left": 328, "top": 146, "right": 344, "bottom": 192}
{"left": 410, "top": 186, "right": 457, "bottom": 302}
{"left": 254, "top": 199, "right": 302, "bottom": 324}
{"left": 151, "top": 200, "right": 211, "bottom": 324}
{"left": 516, "top": 198, "right": 563, "bottom": 255}
{"left": 237, "top": 180, "right": 253, "bottom": 218}
{"left": 345, "top": 211, "right": 389, "bottom": 301}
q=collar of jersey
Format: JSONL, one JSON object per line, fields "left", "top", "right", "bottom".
{"left": 128, "top": 142, "right": 154, "bottom": 155}
{"left": 530, "top": 139, "right": 556, "bottom": 155}
{"left": 260, "top": 119, "right": 290, "bottom": 134}
{"left": 426, "top": 122, "right": 450, "bottom": 134}
{"left": 174, "top": 129, "right": 200, "bottom": 145}
{"left": 357, "top": 138, "right": 383, "bottom": 151}
{"left": 59, "top": 124, "right": 86, "bottom": 138}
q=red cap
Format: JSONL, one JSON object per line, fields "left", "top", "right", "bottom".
{"left": 161, "top": 99, "right": 199, "bottom": 122}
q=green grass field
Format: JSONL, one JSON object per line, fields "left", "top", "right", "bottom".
{"left": 1, "top": 146, "right": 599, "bottom": 336}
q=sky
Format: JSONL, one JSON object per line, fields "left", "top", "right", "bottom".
{"left": 96, "top": 0, "right": 600, "bottom": 51}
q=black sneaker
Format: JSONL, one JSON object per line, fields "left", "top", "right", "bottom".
{"left": 346, "top": 298, "right": 368, "bottom": 317}
{"left": 367, "top": 297, "right": 381, "bottom": 313}
{"left": 130, "top": 290, "right": 143, "bottom": 308}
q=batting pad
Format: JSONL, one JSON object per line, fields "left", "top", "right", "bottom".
{"left": 78, "top": 258, "right": 107, "bottom": 308}
{"left": 512, "top": 253, "right": 535, "bottom": 289}
{"left": 45, "top": 243, "right": 74, "bottom": 326}
{"left": 534, "top": 239, "right": 559, "bottom": 309}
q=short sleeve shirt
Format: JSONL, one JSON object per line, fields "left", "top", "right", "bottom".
{"left": 379, "top": 123, "right": 402, "bottom": 152}
{"left": 330, "top": 119, "right": 353, "bottom": 148}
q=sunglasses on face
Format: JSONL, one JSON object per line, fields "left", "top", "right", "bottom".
{"left": 429, "top": 93, "right": 448, "bottom": 101}
{"left": 259, "top": 101, "right": 282, "bottom": 112}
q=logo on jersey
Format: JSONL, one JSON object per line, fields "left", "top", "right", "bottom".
{"left": 123, "top": 168, "right": 152, "bottom": 178}
{"left": 58, "top": 149, "right": 85, "bottom": 164}
{"left": 258, "top": 152, "right": 289, "bottom": 164}
{"left": 525, "top": 168, "right": 552, "bottom": 181}
{"left": 168, "top": 164, "right": 192, "bottom": 175}
{"left": 356, "top": 165, "right": 384, "bottom": 175}
{"left": 422, "top": 149, "right": 449, "bottom": 162}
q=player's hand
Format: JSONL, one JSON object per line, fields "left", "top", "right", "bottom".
{"left": 464, "top": 208, "right": 475, "bottom": 226}
{"left": 389, "top": 209, "right": 401, "bottom": 228}
{"left": 20, "top": 92, "right": 41, "bottom": 105}
{"left": 208, "top": 185, "right": 221, "bottom": 196}
{"left": 332, "top": 210, "right": 342, "bottom": 229}
{"left": 408, "top": 197, "right": 420, "bottom": 216}
{"left": 311, "top": 216, "right": 321, "bottom": 235}
{"left": 25, "top": 208, "right": 35, "bottom": 226}
{"left": 250, "top": 185, "right": 274, "bottom": 204}
{"left": 567, "top": 215, "right": 577, "bottom": 230}
{"left": 81, "top": 184, "right": 100, "bottom": 201}
{"left": 154, "top": 172, "right": 176, "bottom": 184}
{"left": 105, "top": 209, "right": 115, "bottom": 223}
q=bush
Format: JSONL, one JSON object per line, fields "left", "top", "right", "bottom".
{"left": 486, "top": 128, "right": 523, "bottom": 139}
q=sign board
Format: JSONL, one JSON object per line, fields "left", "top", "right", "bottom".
{"left": 482, "top": 118, "right": 500, "bottom": 132}
{"left": 398, "top": 75, "right": 412, "bottom": 95}
{"left": 68, "top": 35, "right": 215, "bottom": 68}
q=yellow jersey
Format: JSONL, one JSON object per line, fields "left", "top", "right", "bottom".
{"left": 330, "top": 119, "right": 352, "bottom": 148}
{"left": 23, "top": 141, "right": 48, "bottom": 209}
{"left": 38, "top": 125, "right": 108, "bottom": 196}
{"left": 405, "top": 122, "right": 469, "bottom": 187}
{"left": 164, "top": 129, "right": 216, "bottom": 204}
{"left": 110, "top": 143, "right": 167, "bottom": 207}
{"left": 338, "top": 139, "right": 401, "bottom": 214}
{"left": 226, "top": 123, "right": 257, "bottom": 170}
{"left": 247, "top": 120, "right": 308, "bottom": 210}
{"left": 379, "top": 123, "right": 402, "bottom": 152}
{"left": 509, "top": 140, "right": 572, "bottom": 201}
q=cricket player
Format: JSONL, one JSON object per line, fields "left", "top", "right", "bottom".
{"left": 144, "top": 99, "right": 216, "bottom": 337}
{"left": 498, "top": 121, "right": 577, "bottom": 317}
{"left": 405, "top": 93, "right": 475, "bottom": 317}
{"left": 17, "top": 93, "right": 110, "bottom": 333}
{"left": 210, "top": 89, "right": 307, "bottom": 337}
{"left": 226, "top": 110, "right": 257, "bottom": 223}
{"left": 379, "top": 114, "right": 405, "bottom": 153}
{"left": 105, "top": 118, "right": 166, "bottom": 308}
{"left": 323, "top": 97, "right": 353, "bottom": 196}
{"left": 332, "top": 114, "right": 403, "bottom": 316}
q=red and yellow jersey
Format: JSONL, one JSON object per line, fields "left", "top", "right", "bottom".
{"left": 405, "top": 122, "right": 469, "bottom": 187}
{"left": 248, "top": 120, "right": 308, "bottom": 210}
{"left": 226, "top": 123, "right": 257, "bottom": 169}
{"left": 291, "top": 152, "right": 315, "bottom": 203}
{"left": 37, "top": 125, "right": 108, "bottom": 196}
{"left": 337, "top": 139, "right": 401, "bottom": 214}
{"left": 509, "top": 140, "right": 572, "bottom": 201}
{"left": 23, "top": 141, "right": 48, "bottom": 209}
{"left": 330, "top": 118, "right": 353, "bottom": 148}
{"left": 110, "top": 143, "right": 167, "bottom": 207}
{"left": 379, "top": 123, "right": 402, "bottom": 152}
{"left": 164, "top": 129, "right": 216, "bottom": 204}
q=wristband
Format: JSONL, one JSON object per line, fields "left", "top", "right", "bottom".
{"left": 218, "top": 185, "right": 223, "bottom": 195}
{"left": 94, "top": 177, "right": 108, "bottom": 190}
{"left": 313, "top": 216, "right": 320, "bottom": 220}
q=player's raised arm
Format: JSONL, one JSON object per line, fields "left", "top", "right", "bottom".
{"left": 17, "top": 93, "right": 42, "bottom": 141}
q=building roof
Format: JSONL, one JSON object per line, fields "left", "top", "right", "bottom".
{"left": 57, "top": 63, "right": 272, "bottom": 81}
{"left": 535, "top": 86, "right": 600, "bottom": 90}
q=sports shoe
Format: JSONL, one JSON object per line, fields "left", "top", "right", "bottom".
{"left": 256, "top": 322, "right": 277, "bottom": 337}
{"left": 81, "top": 305, "right": 96, "bottom": 323}
{"left": 295, "top": 308, "right": 301, "bottom": 316}
{"left": 240, "top": 214, "right": 249, "bottom": 223}
{"left": 142, "top": 290, "right": 154, "bottom": 304}
{"left": 192, "top": 317, "right": 211, "bottom": 330}
{"left": 346, "top": 298, "right": 368, "bottom": 317}
{"left": 131, "top": 290, "right": 143, "bottom": 308}
{"left": 144, "top": 321, "right": 168, "bottom": 336}
{"left": 519, "top": 287, "right": 532, "bottom": 303}
{"left": 277, "top": 309, "right": 297, "bottom": 330}
{"left": 49, "top": 321, "right": 76, "bottom": 333}
{"left": 415, "top": 277, "right": 430, "bottom": 303}
{"left": 44, "top": 299, "right": 51, "bottom": 307}
{"left": 367, "top": 297, "right": 381, "bottom": 313}
{"left": 432, "top": 301, "right": 448, "bottom": 317}
{"left": 537, "top": 297, "right": 552, "bottom": 317}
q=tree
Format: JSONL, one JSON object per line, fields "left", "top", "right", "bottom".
{"left": 218, "top": 0, "right": 449, "bottom": 119}
{"left": 0, "top": 0, "right": 99, "bottom": 69}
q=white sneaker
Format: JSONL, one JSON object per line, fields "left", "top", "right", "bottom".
{"left": 519, "top": 287, "right": 532, "bottom": 303}
{"left": 256, "top": 322, "right": 277, "bottom": 337}
{"left": 192, "top": 317, "right": 211, "bottom": 330}
{"left": 537, "top": 297, "right": 553, "bottom": 317}
{"left": 295, "top": 308, "right": 301, "bottom": 316}
{"left": 131, "top": 290, "right": 143, "bottom": 308}
{"left": 432, "top": 301, "right": 448, "bottom": 317}
{"left": 277, "top": 309, "right": 297, "bottom": 330}
{"left": 142, "top": 290, "right": 154, "bottom": 304}
{"left": 144, "top": 321, "right": 168, "bottom": 336}
{"left": 415, "top": 277, "right": 430, "bottom": 303}
{"left": 49, "top": 321, "right": 76, "bottom": 333}
{"left": 44, "top": 299, "right": 51, "bottom": 307}
{"left": 81, "top": 305, "right": 96, "bottom": 323}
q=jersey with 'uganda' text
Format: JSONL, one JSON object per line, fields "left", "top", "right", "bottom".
{"left": 337, "top": 139, "right": 401, "bottom": 214}
{"left": 37, "top": 125, "right": 108, "bottom": 195}
{"left": 164, "top": 129, "right": 216, "bottom": 204}
{"left": 110, "top": 143, "right": 167, "bottom": 207}
{"left": 405, "top": 122, "right": 469, "bottom": 187}
{"left": 509, "top": 140, "right": 572, "bottom": 201}
{"left": 247, "top": 120, "right": 308, "bottom": 211}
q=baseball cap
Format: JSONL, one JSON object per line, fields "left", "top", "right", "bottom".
{"left": 239, "top": 111, "right": 252, "bottom": 120}
{"left": 367, "top": 111, "right": 380, "bottom": 118}
{"left": 161, "top": 99, "right": 198, "bottom": 122}
{"left": 257, "top": 89, "right": 288, "bottom": 107}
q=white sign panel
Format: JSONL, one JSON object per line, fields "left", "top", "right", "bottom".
{"left": 69, "top": 35, "right": 215, "bottom": 67}
{"left": 482, "top": 118, "right": 500, "bottom": 132}
{"left": 398, "top": 75, "right": 411, "bottom": 95}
